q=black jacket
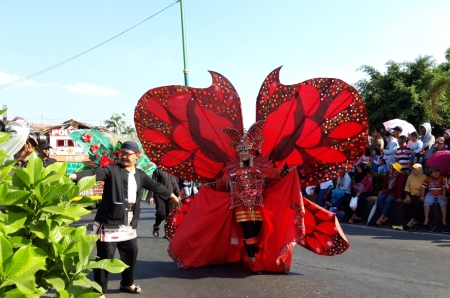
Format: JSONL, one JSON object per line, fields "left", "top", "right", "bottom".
{"left": 147, "top": 169, "right": 180, "bottom": 200}
{"left": 76, "top": 163, "right": 172, "bottom": 228}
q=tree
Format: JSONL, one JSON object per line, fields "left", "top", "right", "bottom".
{"left": 104, "top": 113, "right": 126, "bottom": 135}
{"left": 356, "top": 55, "right": 450, "bottom": 134}
{"left": 122, "top": 125, "right": 136, "bottom": 136}
{"left": 424, "top": 47, "right": 450, "bottom": 125}
{"left": 0, "top": 110, "right": 128, "bottom": 296}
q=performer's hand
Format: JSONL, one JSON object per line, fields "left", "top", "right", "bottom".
{"left": 148, "top": 198, "right": 154, "bottom": 205}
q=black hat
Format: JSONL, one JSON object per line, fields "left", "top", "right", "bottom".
{"left": 393, "top": 126, "right": 403, "bottom": 132}
{"left": 41, "top": 142, "right": 52, "bottom": 149}
{"left": 121, "top": 141, "right": 140, "bottom": 153}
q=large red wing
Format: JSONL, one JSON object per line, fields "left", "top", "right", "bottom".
{"left": 256, "top": 67, "right": 369, "bottom": 186}
{"left": 135, "top": 71, "right": 243, "bottom": 182}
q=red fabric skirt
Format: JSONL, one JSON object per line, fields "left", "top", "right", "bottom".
{"left": 167, "top": 171, "right": 349, "bottom": 272}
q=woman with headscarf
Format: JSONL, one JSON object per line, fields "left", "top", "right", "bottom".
{"left": 375, "top": 162, "right": 406, "bottom": 226}
{"left": 346, "top": 163, "right": 373, "bottom": 223}
{"left": 404, "top": 163, "right": 428, "bottom": 230}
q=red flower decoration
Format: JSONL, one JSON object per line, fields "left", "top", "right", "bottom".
{"left": 81, "top": 133, "right": 92, "bottom": 143}
{"left": 90, "top": 144, "right": 100, "bottom": 153}
{"left": 94, "top": 154, "right": 99, "bottom": 159}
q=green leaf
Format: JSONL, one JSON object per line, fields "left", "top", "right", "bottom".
{"left": 3, "top": 244, "right": 46, "bottom": 277}
{"left": 60, "top": 254, "right": 73, "bottom": 278}
{"left": 12, "top": 167, "right": 31, "bottom": 187}
{"left": 8, "top": 236, "right": 31, "bottom": 248}
{"left": 29, "top": 221, "right": 49, "bottom": 239}
{"left": 0, "top": 167, "right": 12, "bottom": 183}
{"left": 44, "top": 184, "right": 73, "bottom": 202}
{"left": 77, "top": 176, "right": 97, "bottom": 193}
{"left": 44, "top": 277, "right": 66, "bottom": 292}
{"left": 71, "top": 196, "right": 98, "bottom": 207}
{"left": 43, "top": 205, "right": 90, "bottom": 219}
{"left": 40, "top": 171, "right": 65, "bottom": 186}
{"left": 58, "top": 289, "right": 70, "bottom": 298}
{"left": 87, "top": 259, "right": 129, "bottom": 273}
{"left": 0, "top": 234, "right": 13, "bottom": 273}
{"left": 49, "top": 220, "right": 63, "bottom": 243}
{"left": 2, "top": 213, "right": 28, "bottom": 235}
{"left": 44, "top": 162, "right": 67, "bottom": 176}
{"left": 77, "top": 238, "right": 91, "bottom": 268}
{"left": 75, "top": 277, "right": 103, "bottom": 295}
{"left": 6, "top": 275, "right": 36, "bottom": 295}
{"left": 0, "top": 190, "right": 30, "bottom": 206}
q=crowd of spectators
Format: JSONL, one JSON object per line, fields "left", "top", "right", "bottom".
{"left": 305, "top": 122, "right": 450, "bottom": 234}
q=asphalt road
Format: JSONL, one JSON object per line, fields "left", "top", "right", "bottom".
{"left": 75, "top": 204, "right": 450, "bottom": 298}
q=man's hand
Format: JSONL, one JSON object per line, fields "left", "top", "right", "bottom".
{"left": 147, "top": 198, "right": 154, "bottom": 205}
{"left": 419, "top": 196, "right": 425, "bottom": 202}
{"left": 170, "top": 194, "right": 182, "bottom": 208}
{"left": 404, "top": 196, "right": 411, "bottom": 203}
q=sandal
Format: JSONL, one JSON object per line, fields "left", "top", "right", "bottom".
{"left": 119, "top": 284, "right": 142, "bottom": 294}
{"left": 153, "top": 225, "right": 160, "bottom": 238}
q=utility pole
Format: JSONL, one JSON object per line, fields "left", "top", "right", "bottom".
{"left": 179, "top": 0, "right": 189, "bottom": 86}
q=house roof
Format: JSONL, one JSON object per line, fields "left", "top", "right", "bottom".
{"left": 31, "top": 119, "right": 110, "bottom": 135}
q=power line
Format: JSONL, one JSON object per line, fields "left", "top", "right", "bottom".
{"left": 0, "top": 1, "right": 179, "bottom": 90}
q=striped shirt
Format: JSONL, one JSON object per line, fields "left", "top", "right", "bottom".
{"left": 396, "top": 145, "right": 412, "bottom": 170}
{"left": 422, "top": 175, "right": 446, "bottom": 196}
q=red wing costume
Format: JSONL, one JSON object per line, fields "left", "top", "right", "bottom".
{"left": 135, "top": 67, "right": 369, "bottom": 272}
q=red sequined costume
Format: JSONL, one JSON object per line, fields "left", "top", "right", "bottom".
{"left": 134, "top": 67, "right": 369, "bottom": 272}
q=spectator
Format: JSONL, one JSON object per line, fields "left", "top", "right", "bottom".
{"left": 371, "top": 148, "right": 382, "bottom": 173}
{"left": 147, "top": 169, "right": 181, "bottom": 238}
{"left": 432, "top": 137, "right": 447, "bottom": 153}
{"left": 346, "top": 163, "right": 373, "bottom": 223}
{"left": 383, "top": 131, "right": 398, "bottom": 168}
{"left": 396, "top": 135, "right": 411, "bottom": 174}
{"left": 419, "top": 123, "right": 435, "bottom": 166}
{"left": 404, "top": 163, "right": 427, "bottom": 230}
{"left": 393, "top": 126, "right": 403, "bottom": 139}
{"left": 377, "top": 157, "right": 388, "bottom": 175}
{"left": 421, "top": 167, "right": 448, "bottom": 233}
{"left": 368, "top": 127, "right": 385, "bottom": 156}
{"left": 39, "top": 142, "right": 57, "bottom": 167}
{"left": 317, "top": 180, "right": 334, "bottom": 207}
{"left": 443, "top": 129, "right": 450, "bottom": 149}
{"left": 181, "top": 180, "right": 198, "bottom": 198}
{"left": 335, "top": 172, "right": 352, "bottom": 196}
{"left": 408, "top": 131, "right": 423, "bottom": 165}
{"left": 375, "top": 162, "right": 406, "bottom": 227}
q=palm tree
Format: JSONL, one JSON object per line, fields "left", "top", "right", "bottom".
{"left": 104, "top": 113, "right": 127, "bottom": 135}
{"left": 122, "top": 125, "right": 136, "bottom": 136}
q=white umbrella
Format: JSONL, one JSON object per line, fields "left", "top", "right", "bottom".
{"left": 383, "top": 119, "right": 417, "bottom": 136}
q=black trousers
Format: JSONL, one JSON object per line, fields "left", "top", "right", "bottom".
{"left": 403, "top": 195, "right": 424, "bottom": 223}
{"left": 94, "top": 238, "right": 138, "bottom": 294}
{"left": 239, "top": 221, "right": 262, "bottom": 258}
{"left": 155, "top": 196, "right": 174, "bottom": 226}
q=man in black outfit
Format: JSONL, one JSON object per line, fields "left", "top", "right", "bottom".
{"left": 147, "top": 169, "right": 180, "bottom": 237}
{"left": 69, "top": 141, "right": 181, "bottom": 296}
{"left": 39, "top": 142, "right": 57, "bottom": 167}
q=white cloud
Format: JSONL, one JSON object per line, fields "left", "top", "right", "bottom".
{"left": 65, "top": 83, "right": 119, "bottom": 96}
{"left": 0, "top": 71, "right": 49, "bottom": 88}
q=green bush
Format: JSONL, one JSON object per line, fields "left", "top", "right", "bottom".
{"left": 0, "top": 126, "right": 127, "bottom": 297}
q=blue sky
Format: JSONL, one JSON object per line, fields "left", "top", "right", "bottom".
{"left": 1, "top": 0, "right": 449, "bottom": 129}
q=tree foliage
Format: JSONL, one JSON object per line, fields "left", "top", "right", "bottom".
{"left": 0, "top": 115, "right": 128, "bottom": 297}
{"left": 356, "top": 52, "right": 450, "bottom": 135}
{"left": 104, "top": 113, "right": 127, "bottom": 135}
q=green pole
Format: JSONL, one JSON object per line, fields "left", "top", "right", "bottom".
{"left": 179, "top": 0, "right": 189, "bottom": 86}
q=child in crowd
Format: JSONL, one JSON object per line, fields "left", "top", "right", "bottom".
{"left": 377, "top": 158, "right": 387, "bottom": 175}
{"left": 408, "top": 131, "right": 423, "bottom": 165}
{"left": 420, "top": 167, "right": 448, "bottom": 233}
{"left": 396, "top": 135, "right": 411, "bottom": 173}
{"left": 371, "top": 148, "right": 382, "bottom": 173}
